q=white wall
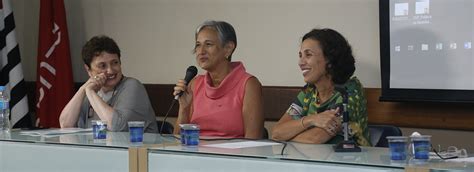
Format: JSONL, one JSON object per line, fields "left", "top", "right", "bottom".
{"left": 14, "top": 0, "right": 380, "bottom": 87}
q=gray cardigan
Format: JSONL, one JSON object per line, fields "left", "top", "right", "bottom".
{"left": 77, "top": 77, "right": 158, "bottom": 133}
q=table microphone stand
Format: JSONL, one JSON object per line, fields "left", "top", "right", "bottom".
{"left": 334, "top": 86, "right": 361, "bottom": 152}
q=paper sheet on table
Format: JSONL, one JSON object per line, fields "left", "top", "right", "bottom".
{"left": 20, "top": 128, "right": 92, "bottom": 137}
{"left": 445, "top": 157, "right": 474, "bottom": 163}
{"left": 204, "top": 141, "right": 281, "bottom": 149}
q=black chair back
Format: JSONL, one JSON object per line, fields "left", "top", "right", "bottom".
{"left": 368, "top": 124, "right": 402, "bottom": 147}
{"left": 157, "top": 120, "right": 174, "bottom": 134}
{"left": 263, "top": 127, "right": 269, "bottom": 139}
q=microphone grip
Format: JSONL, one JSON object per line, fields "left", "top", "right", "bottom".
{"left": 174, "top": 66, "right": 197, "bottom": 101}
{"left": 174, "top": 91, "right": 183, "bottom": 100}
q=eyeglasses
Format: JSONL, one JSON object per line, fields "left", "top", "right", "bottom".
{"left": 431, "top": 145, "right": 468, "bottom": 160}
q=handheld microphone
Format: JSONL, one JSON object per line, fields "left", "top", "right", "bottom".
{"left": 174, "top": 66, "right": 198, "bottom": 100}
{"left": 160, "top": 66, "right": 197, "bottom": 134}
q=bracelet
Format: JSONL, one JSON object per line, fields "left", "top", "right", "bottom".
{"left": 301, "top": 116, "right": 306, "bottom": 129}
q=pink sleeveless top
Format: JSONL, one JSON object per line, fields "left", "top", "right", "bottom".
{"left": 191, "top": 62, "right": 252, "bottom": 138}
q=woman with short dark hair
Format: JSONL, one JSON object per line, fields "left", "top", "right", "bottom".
{"left": 59, "top": 35, "right": 158, "bottom": 133}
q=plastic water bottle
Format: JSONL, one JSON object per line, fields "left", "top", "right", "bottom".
{"left": 0, "top": 86, "right": 11, "bottom": 132}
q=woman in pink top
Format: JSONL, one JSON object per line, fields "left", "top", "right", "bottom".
{"left": 173, "top": 20, "right": 264, "bottom": 139}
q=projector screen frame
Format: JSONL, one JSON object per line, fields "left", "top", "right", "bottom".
{"left": 379, "top": 0, "right": 474, "bottom": 103}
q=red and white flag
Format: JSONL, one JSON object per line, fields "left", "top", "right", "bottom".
{"left": 36, "top": 0, "right": 74, "bottom": 128}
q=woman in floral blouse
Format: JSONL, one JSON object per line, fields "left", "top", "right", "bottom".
{"left": 272, "top": 28, "right": 370, "bottom": 146}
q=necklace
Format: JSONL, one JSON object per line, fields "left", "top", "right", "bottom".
{"left": 315, "top": 91, "right": 321, "bottom": 105}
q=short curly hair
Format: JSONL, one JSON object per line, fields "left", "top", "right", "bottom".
{"left": 82, "top": 35, "right": 121, "bottom": 68}
{"left": 302, "top": 28, "right": 355, "bottom": 84}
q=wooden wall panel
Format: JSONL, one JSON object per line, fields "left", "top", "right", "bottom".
{"left": 366, "top": 88, "right": 474, "bottom": 131}
{"left": 140, "top": 85, "right": 474, "bottom": 131}
{"left": 144, "top": 84, "right": 178, "bottom": 117}
{"left": 25, "top": 82, "right": 474, "bottom": 130}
